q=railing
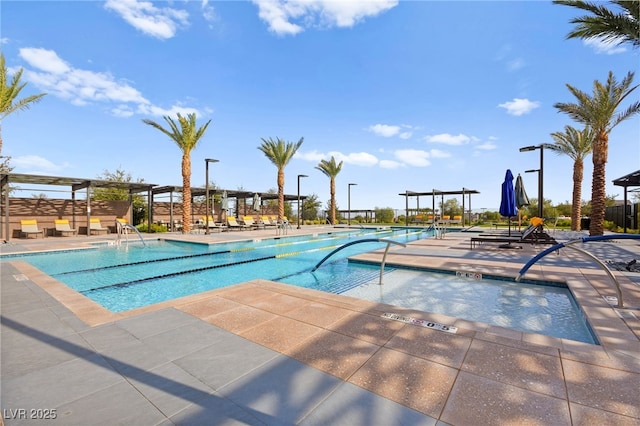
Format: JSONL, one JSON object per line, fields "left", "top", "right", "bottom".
{"left": 311, "top": 238, "right": 407, "bottom": 285}
{"left": 516, "top": 234, "right": 640, "bottom": 309}
{"left": 115, "top": 221, "right": 146, "bottom": 246}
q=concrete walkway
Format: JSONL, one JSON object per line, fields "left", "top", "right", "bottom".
{"left": 1, "top": 226, "right": 639, "bottom": 425}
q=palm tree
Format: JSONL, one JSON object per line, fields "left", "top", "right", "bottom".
{"left": 0, "top": 53, "right": 47, "bottom": 156}
{"left": 258, "top": 137, "right": 304, "bottom": 221}
{"left": 142, "top": 113, "right": 211, "bottom": 233}
{"left": 549, "top": 125, "right": 594, "bottom": 231}
{"left": 315, "top": 156, "right": 343, "bottom": 225}
{"left": 553, "top": 1, "right": 639, "bottom": 48}
{"left": 554, "top": 71, "right": 640, "bottom": 235}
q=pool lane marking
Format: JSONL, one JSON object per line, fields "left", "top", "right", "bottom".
{"left": 80, "top": 243, "right": 342, "bottom": 294}
{"left": 55, "top": 229, "right": 395, "bottom": 275}
{"left": 81, "top": 254, "right": 277, "bottom": 294}
{"left": 52, "top": 249, "right": 232, "bottom": 276}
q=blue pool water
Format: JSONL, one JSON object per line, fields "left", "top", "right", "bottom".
{"left": 2, "top": 227, "right": 596, "bottom": 343}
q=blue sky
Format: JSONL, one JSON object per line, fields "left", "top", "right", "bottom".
{"left": 2, "top": 0, "right": 639, "bottom": 213}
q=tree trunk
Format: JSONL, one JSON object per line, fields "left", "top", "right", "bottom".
{"left": 182, "top": 153, "right": 192, "bottom": 234}
{"left": 589, "top": 134, "right": 608, "bottom": 236}
{"left": 277, "top": 168, "right": 284, "bottom": 221}
{"left": 571, "top": 159, "right": 583, "bottom": 231}
{"left": 330, "top": 178, "right": 336, "bottom": 225}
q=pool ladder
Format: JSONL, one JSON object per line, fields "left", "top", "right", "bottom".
{"left": 115, "top": 221, "right": 146, "bottom": 246}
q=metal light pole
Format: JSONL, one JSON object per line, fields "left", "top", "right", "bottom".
{"left": 348, "top": 183, "right": 357, "bottom": 226}
{"left": 297, "top": 174, "right": 308, "bottom": 229}
{"left": 204, "top": 158, "right": 219, "bottom": 235}
{"left": 519, "top": 144, "right": 551, "bottom": 218}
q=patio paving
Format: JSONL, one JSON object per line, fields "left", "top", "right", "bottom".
{"left": 1, "top": 226, "right": 639, "bottom": 425}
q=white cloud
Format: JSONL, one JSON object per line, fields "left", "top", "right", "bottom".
{"left": 398, "top": 131, "right": 412, "bottom": 139}
{"left": 104, "top": 0, "right": 189, "bottom": 40}
{"left": 379, "top": 159, "right": 403, "bottom": 169}
{"left": 330, "top": 151, "right": 379, "bottom": 166}
{"left": 368, "top": 123, "right": 400, "bottom": 137}
{"left": 12, "top": 155, "right": 68, "bottom": 173}
{"left": 296, "top": 150, "right": 378, "bottom": 167}
{"left": 498, "top": 98, "right": 540, "bottom": 116}
{"left": 252, "top": 0, "right": 398, "bottom": 36}
{"left": 394, "top": 149, "right": 430, "bottom": 167}
{"left": 428, "top": 149, "right": 451, "bottom": 159}
{"left": 476, "top": 141, "right": 497, "bottom": 150}
{"left": 425, "top": 133, "right": 471, "bottom": 145}
{"left": 201, "top": 0, "right": 217, "bottom": 23}
{"left": 18, "top": 47, "right": 200, "bottom": 118}
{"left": 507, "top": 58, "right": 525, "bottom": 71}
{"left": 583, "top": 37, "right": 627, "bottom": 55}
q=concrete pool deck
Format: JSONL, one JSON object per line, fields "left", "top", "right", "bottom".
{"left": 1, "top": 226, "right": 639, "bottom": 425}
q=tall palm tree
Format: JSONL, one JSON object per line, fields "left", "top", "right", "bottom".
{"left": 258, "top": 137, "right": 304, "bottom": 221}
{"left": 553, "top": 1, "right": 639, "bottom": 48}
{"left": 0, "top": 53, "right": 47, "bottom": 156}
{"left": 142, "top": 113, "right": 211, "bottom": 234}
{"left": 549, "top": 125, "right": 594, "bottom": 231}
{"left": 315, "top": 156, "right": 343, "bottom": 225}
{"left": 554, "top": 71, "right": 640, "bottom": 235}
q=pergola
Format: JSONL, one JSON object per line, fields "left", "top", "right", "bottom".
{"left": 1, "top": 173, "right": 156, "bottom": 240}
{"left": 151, "top": 186, "right": 306, "bottom": 223}
{"left": 399, "top": 188, "right": 480, "bottom": 226}
{"left": 0, "top": 173, "right": 304, "bottom": 239}
{"left": 612, "top": 169, "right": 640, "bottom": 232}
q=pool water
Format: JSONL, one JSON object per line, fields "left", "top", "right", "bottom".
{"left": 2, "top": 227, "right": 597, "bottom": 343}
{"left": 342, "top": 268, "right": 596, "bottom": 344}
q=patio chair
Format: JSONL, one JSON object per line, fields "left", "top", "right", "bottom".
{"left": 261, "top": 215, "right": 278, "bottom": 228}
{"left": 242, "top": 215, "right": 264, "bottom": 230}
{"left": 470, "top": 224, "right": 556, "bottom": 249}
{"left": 20, "top": 219, "right": 45, "bottom": 239}
{"left": 202, "top": 215, "right": 227, "bottom": 232}
{"left": 54, "top": 219, "right": 78, "bottom": 236}
{"left": 227, "top": 216, "right": 250, "bottom": 231}
{"left": 89, "top": 218, "right": 110, "bottom": 235}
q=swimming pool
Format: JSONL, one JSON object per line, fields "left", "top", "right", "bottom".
{"left": 3, "top": 228, "right": 420, "bottom": 311}
{"left": 2, "top": 227, "right": 596, "bottom": 343}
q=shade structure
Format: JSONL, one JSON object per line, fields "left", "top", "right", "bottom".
{"left": 515, "top": 174, "right": 530, "bottom": 209}
{"left": 499, "top": 169, "right": 518, "bottom": 236}
{"left": 515, "top": 173, "right": 530, "bottom": 231}
{"left": 252, "top": 193, "right": 261, "bottom": 211}
{"left": 221, "top": 190, "right": 228, "bottom": 212}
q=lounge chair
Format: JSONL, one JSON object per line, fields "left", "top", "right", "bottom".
{"left": 20, "top": 219, "right": 45, "bottom": 239}
{"left": 242, "top": 216, "right": 264, "bottom": 230}
{"left": 89, "top": 218, "right": 110, "bottom": 235}
{"left": 202, "top": 215, "right": 226, "bottom": 232}
{"left": 470, "top": 224, "right": 556, "bottom": 249}
{"left": 261, "top": 215, "right": 278, "bottom": 228}
{"left": 227, "top": 216, "right": 250, "bottom": 231}
{"left": 54, "top": 219, "right": 78, "bottom": 237}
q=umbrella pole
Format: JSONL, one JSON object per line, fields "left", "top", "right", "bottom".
{"left": 499, "top": 216, "right": 522, "bottom": 249}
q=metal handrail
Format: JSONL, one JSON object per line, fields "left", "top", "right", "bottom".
{"left": 115, "top": 221, "right": 146, "bottom": 246}
{"left": 516, "top": 234, "right": 640, "bottom": 309}
{"left": 311, "top": 238, "right": 407, "bottom": 285}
